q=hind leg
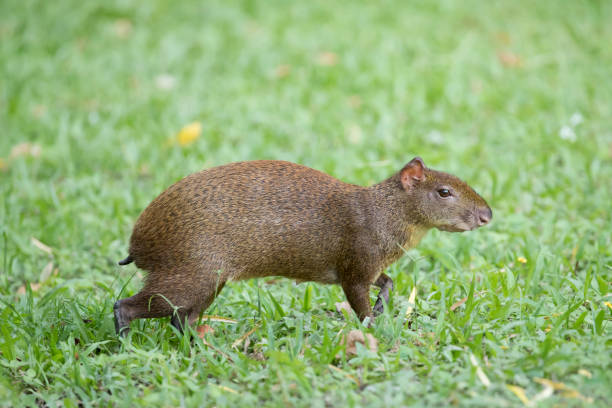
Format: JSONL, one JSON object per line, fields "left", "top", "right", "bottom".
{"left": 170, "top": 280, "right": 227, "bottom": 333}
{"left": 114, "top": 289, "right": 179, "bottom": 336}
{"left": 114, "top": 269, "right": 228, "bottom": 336}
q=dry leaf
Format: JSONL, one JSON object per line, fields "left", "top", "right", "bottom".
{"left": 338, "top": 329, "right": 378, "bottom": 357}
{"left": 471, "top": 79, "right": 484, "bottom": 94}
{"left": 450, "top": 296, "right": 468, "bottom": 312}
{"left": 11, "top": 143, "right": 42, "bottom": 159}
{"left": 328, "top": 364, "right": 360, "bottom": 385}
{"left": 316, "top": 51, "right": 338, "bottom": 66}
{"left": 200, "top": 315, "right": 238, "bottom": 324}
{"left": 231, "top": 325, "right": 258, "bottom": 349}
{"left": 346, "top": 124, "right": 362, "bottom": 145}
{"left": 274, "top": 64, "right": 291, "bottom": 78}
{"left": 335, "top": 301, "right": 352, "bottom": 315}
{"left": 155, "top": 74, "right": 176, "bottom": 90}
{"left": 405, "top": 286, "right": 417, "bottom": 319}
{"left": 199, "top": 336, "right": 233, "bottom": 362}
{"left": 114, "top": 19, "right": 132, "bottom": 38}
{"left": 347, "top": 95, "right": 362, "bottom": 109}
{"left": 531, "top": 383, "right": 554, "bottom": 404}
{"left": 533, "top": 378, "right": 566, "bottom": 391}
{"left": 31, "top": 104, "right": 47, "bottom": 119}
{"left": 17, "top": 282, "right": 41, "bottom": 295}
{"left": 197, "top": 324, "right": 214, "bottom": 338}
{"left": 534, "top": 378, "right": 592, "bottom": 402}
{"left": 507, "top": 385, "right": 530, "bottom": 405}
{"left": 214, "top": 384, "right": 237, "bottom": 394}
{"left": 176, "top": 122, "right": 202, "bottom": 146}
{"left": 498, "top": 51, "right": 522, "bottom": 68}
{"left": 39, "top": 262, "right": 53, "bottom": 282}
{"left": 242, "top": 337, "right": 250, "bottom": 354}
{"left": 469, "top": 354, "right": 491, "bottom": 388}
{"left": 577, "top": 369, "right": 592, "bottom": 378}
{"left": 31, "top": 237, "right": 52, "bottom": 254}
{"left": 139, "top": 164, "right": 151, "bottom": 177}
{"left": 495, "top": 32, "right": 511, "bottom": 45}
{"left": 249, "top": 351, "right": 265, "bottom": 361}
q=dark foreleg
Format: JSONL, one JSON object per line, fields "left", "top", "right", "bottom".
{"left": 372, "top": 273, "right": 394, "bottom": 315}
{"left": 341, "top": 281, "right": 372, "bottom": 322}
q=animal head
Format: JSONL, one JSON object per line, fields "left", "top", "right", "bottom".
{"left": 400, "top": 157, "right": 492, "bottom": 232}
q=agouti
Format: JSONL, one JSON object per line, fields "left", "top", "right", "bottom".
{"left": 114, "top": 158, "right": 491, "bottom": 335}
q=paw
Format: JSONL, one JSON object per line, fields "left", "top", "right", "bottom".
{"left": 372, "top": 299, "right": 384, "bottom": 316}
{"left": 113, "top": 300, "right": 130, "bottom": 337}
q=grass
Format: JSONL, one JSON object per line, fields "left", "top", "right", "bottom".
{"left": 1, "top": 0, "right": 611, "bottom": 406}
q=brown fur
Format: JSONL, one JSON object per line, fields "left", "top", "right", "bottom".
{"left": 114, "top": 158, "right": 491, "bottom": 335}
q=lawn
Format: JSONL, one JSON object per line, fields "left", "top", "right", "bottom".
{"left": 1, "top": 0, "right": 611, "bottom": 406}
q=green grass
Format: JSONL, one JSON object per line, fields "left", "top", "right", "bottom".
{"left": 1, "top": 0, "right": 611, "bottom": 406}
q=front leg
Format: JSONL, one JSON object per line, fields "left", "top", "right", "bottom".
{"left": 341, "top": 281, "right": 372, "bottom": 322}
{"left": 372, "top": 273, "right": 394, "bottom": 315}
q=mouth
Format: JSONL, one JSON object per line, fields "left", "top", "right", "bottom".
{"left": 437, "top": 224, "right": 472, "bottom": 233}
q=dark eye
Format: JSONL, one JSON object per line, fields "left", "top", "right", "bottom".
{"left": 437, "top": 188, "right": 451, "bottom": 198}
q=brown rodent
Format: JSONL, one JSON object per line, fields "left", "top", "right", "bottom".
{"left": 114, "top": 158, "right": 491, "bottom": 335}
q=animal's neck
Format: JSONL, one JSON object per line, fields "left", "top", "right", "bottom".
{"left": 366, "top": 175, "right": 430, "bottom": 264}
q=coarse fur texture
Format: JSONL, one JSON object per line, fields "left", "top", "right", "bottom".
{"left": 114, "top": 158, "right": 491, "bottom": 335}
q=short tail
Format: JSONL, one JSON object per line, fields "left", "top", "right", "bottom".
{"left": 118, "top": 255, "right": 133, "bottom": 266}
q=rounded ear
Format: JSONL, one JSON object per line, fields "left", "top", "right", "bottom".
{"left": 400, "top": 157, "right": 426, "bottom": 190}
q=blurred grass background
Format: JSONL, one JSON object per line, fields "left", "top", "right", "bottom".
{"left": 1, "top": 0, "right": 611, "bottom": 406}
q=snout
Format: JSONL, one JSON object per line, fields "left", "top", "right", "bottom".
{"left": 477, "top": 206, "right": 492, "bottom": 227}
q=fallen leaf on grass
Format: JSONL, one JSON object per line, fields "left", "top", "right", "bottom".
{"left": 200, "top": 315, "right": 238, "bottom": 324}
{"left": 31, "top": 104, "right": 47, "bottom": 119}
{"left": 316, "top": 51, "right": 338, "bottom": 66}
{"left": 335, "top": 301, "right": 352, "bottom": 315}
{"left": 328, "top": 364, "right": 360, "bottom": 385}
{"left": 469, "top": 354, "right": 491, "bottom": 388}
{"left": 31, "top": 237, "right": 52, "bottom": 254}
{"left": 155, "top": 74, "right": 176, "bottom": 90}
{"left": 274, "top": 64, "right": 291, "bottom": 78}
{"left": 450, "top": 296, "right": 468, "bottom": 311}
{"left": 11, "top": 143, "right": 42, "bottom": 159}
{"left": 197, "top": 324, "right": 214, "bottom": 338}
{"left": 199, "top": 336, "right": 233, "bottom": 362}
{"left": 249, "top": 351, "right": 265, "bottom": 361}
{"left": 495, "top": 32, "right": 511, "bottom": 45}
{"left": 17, "top": 282, "right": 41, "bottom": 295}
{"left": 534, "top": 378, "right": 566, "bottom": 391}
{"left": 176, "top": 122, "right": 202, "bottom": 146}
{"left": 231, "top": 325, "right": 258, "bottom": 349}
{"left": 114, "top": 19, "right": 132, "bottom": 38}
{"left": 578, "top": 369, "right": 592, "bottom": 378}
{"left": 39, "top": 262, "right": 53, "bottom": 282}
{"left": 347, "top": 95, "right": 362, "bottom": 109}
{"left": 213, "top": 384, "right": 237, "bottom": 394}
{"left": 405, "top": 286, "right": 417, "bottom": 319}
{"left": 507, "top": 385, "right": 530, "bottom": 406}
{"left": 337, "top": 329, "right": 378, "bottom": 358}
{"left": 533, "top": 378, "right": 593, "bottom": 402}
{"left": 531, "top": 383, "right": 554, "bottom": 404}
{"left": 346, "top": 124, "right": 362, "bottom": 145}
{"left": 497, "top": 51, "right": 522, "bottom": 68}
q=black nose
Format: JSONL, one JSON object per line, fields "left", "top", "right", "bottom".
{"left": 478, "top": 207, "right": 492, "bottom": 226}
